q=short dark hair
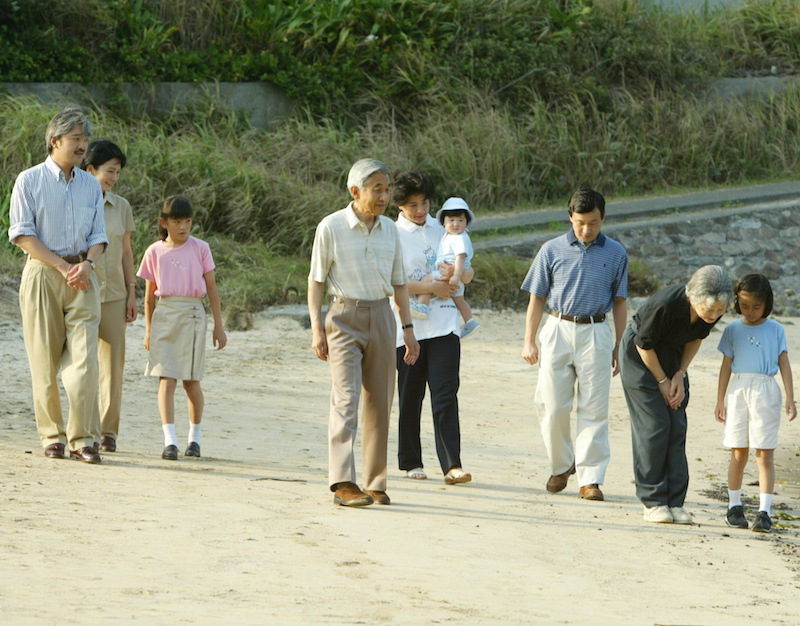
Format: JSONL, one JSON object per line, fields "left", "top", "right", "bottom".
{"left": 568, "top": 184, "right": 605, "bottom": 219}
{"left": 158, "top": 195, "right": 194, "bottom": 240}
{"left": 734, "top": 273, "right": 773, "bottom": 317}
{"left": 392, "top": 171, "right": 435, "bottom": 206}
{"left": 81, "top": 139, "right": 127, "bottom": 171}
{"left": 440, "top": 209, "right": 468, "bottom": 221}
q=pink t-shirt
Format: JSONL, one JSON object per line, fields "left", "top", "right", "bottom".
{"left": 137, "top": 236, "right": 215, "bottom": 297}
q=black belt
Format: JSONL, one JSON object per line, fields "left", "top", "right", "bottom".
{"left": 550, "top": 310, "right": 605, "bottom": 324}
{"left": 60, "top": 253, "right": 87, "bottom": 264}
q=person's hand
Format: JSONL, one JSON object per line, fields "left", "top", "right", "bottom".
{"left": 522, "top": 341, "right": 539, "bottom": 365}
{"left": 449, "top": 275, "right": 460, "bottom": 287}
{"left": 611, "top": 344, "right": 620, "bottom": 377}
{"left": 66, "top": 262, "right": 91, "bottom": 291}
{"left": 666, "top": 376, "right": 685, "bottom": 409}
{"left": 143, "top": 331, "right": 150, "bottom": 351}
{"left": 126, "top": 295, "right": 138, "bottom": 323}
{"left": 312, "top": 327, "right": 328, "bottom": 361}
{"left": 437, "top": 262, "right": 454, "bottom": 280}
{"left": 714, "top": 401, "right": 726, "bottom": 423}
{"left": 403, "top": 331, "right": 419, "bottom": 365}
{"left": 430, "top": 279, "right": 456, "bottom": 299}
{"left": 787, "top": 399, "right": 797, "bottom": 421}
{"left": 213, "top": 326, "right": 227, "bottom": 350}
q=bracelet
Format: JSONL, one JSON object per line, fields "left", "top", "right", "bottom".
{"left": 128, "top": 283, "right": 136, "bottom": 287}
{"left": 402, "top": 323, "right": 413, "bottom": 330}
{"left": 658, "top": 376, "right": 669, "bottom": 385}
{"left": 677, "top": 368, "right": 686, "bottom": 377}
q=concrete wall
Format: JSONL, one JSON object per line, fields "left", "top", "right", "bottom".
{"left": 0, "top": 82, "right": 293, "bottom": 128}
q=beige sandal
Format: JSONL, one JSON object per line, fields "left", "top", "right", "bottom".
{"left": 444, "top": 468, "right": 472, "bottom": 485}
{"left": 406, "top": 468, "right": 427, "bottom": 480}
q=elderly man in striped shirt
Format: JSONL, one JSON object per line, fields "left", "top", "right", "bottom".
{"left": 521, "top": 185, "right": 628, "bottom": 502}
{"left": 8, "top": 105, "right": 107, "bottom": 464}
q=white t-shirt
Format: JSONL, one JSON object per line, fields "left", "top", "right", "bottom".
{"left": 392, "top": 214, "right": 460, "bottom": 347}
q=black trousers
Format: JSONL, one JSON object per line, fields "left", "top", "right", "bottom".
{"left": 396, "top": 333, "right": 462, "bottom": 475}
{"left": 620, "top": 326, "right": 690, "bottom": 508}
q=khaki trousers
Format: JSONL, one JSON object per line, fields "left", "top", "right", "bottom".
{"left": 325, "top": 297, "right": 396, "bottom": 492}
{"left": 90, "top": 297, "right": 127, "bottom": 441}
{"left": 19, "top": 259, "right": 100, "bottom": 450}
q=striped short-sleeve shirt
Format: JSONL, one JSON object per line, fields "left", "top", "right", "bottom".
{"left": 8, "top": 156, "right": 107, "bottom": 255}
{"left": 309, "top": 203, "right": 406, "bottom": 300}
{"left": 521, "top": 230, "right": 628, "bottom": 317}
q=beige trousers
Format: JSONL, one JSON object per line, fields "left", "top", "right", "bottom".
{"left": 19, "top": 259, "right": 100, "bottom": 450}
{"left": 90, "top": 297, "right": 127, "bottom": 441}
{"left": 325, "top": 297, "right": 396, "bottom": 492}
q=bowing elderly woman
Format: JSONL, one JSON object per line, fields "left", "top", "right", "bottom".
{"left": 620, "top": 265, "right": 732, "bottom": 524}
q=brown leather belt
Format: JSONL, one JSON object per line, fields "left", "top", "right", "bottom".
{"left": 330, "top": 295, "right": 387, "bottom": 308}
{"left": 61, "top": 253, "right": 87, "bottom": 264}
{"left": 550, "top": 310, "right": 606, "bottom": 324}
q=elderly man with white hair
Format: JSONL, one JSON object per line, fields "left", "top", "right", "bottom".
{"left": 308, "top": 158, "right": 419, "bottom": 507}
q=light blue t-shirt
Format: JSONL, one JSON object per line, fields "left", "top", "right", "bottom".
{"left": 717, "top": 318, "right": 788, "bottom": 376}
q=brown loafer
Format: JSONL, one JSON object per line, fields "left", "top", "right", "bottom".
{"left": 44, "top": 443, "right": 65, "bottom": 459}
{"left": 546, "top": 462, "right": 576, "bottom": 493}
{"left": 366, "top": 490, "right": 391, "bottom": 505}
{"left": 70, "top": 446, "right": 101, "bottom": 464}
{"left": 99, "top": 437, "right": 116, "bottom": 452}
{"left": 333, "top": 482, "right": 374, "bottom": 507}
{"left": 579, "top": 484, "right": 604, "bottom": 501}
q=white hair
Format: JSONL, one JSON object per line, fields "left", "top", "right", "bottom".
{"left": 685, "top": 265, "right": 732, "bottom": 305}
{"left": 46, "top": 105, "right": 91, "bottom": 154}
{"left": 346, "top": 158, "right": 390, "bottom": 197}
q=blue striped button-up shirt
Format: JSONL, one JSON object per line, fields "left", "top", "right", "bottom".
{"left": 8, "top": 156, "right": 107, "bottom": 256}
{"left": 521, "top": 230, "right": 628, "bottom": 317}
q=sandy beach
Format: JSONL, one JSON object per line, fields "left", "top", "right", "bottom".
{"left": 0, "top": 299, "right": 798, "bottom": 625}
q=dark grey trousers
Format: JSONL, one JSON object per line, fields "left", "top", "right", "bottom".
{"left": 619, "top": 327, "right": 690, "bottom": 508}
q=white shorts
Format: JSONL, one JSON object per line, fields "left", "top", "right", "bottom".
{"left": 722, "top": 373, "right": 782, "bottom": 449}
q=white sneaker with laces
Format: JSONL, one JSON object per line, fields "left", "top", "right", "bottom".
{"left": 643, "top": 505, "right": 673, "bottom": 523}
{"left": 669, "top": 506, "right": 693, "bottom": 524}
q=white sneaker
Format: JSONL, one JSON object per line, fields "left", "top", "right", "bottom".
{"left": 643, "top": 505, "right": 673, "bottom": 523}
{"left": 461, "top": 318, "right": 480, "bottom": 339}
{"left": 669, "top": 506, "right": 693, "bottom": 524}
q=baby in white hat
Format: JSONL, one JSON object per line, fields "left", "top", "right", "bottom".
{"left": 411, "top": 197, "right": 480, "bottom": 338}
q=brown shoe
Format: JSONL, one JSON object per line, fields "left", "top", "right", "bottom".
{"left": 579, "top": 484, "right": 604, "bottom": 501}
{"left": 70, "top": 446, "right": 101, "bottom": 464}
{"left": 99, "top": 436, "right": 116, "bottom": 452}
{"left": 365, "top": 490, "right": 391, "bottom": 505}
{"left": 546, "top": 462, "right": 576, "bottom": 493}
{"left": 333, "top": 482, "right": 374, "bottom": 507}
{"left": 44, "top": 443, "right": 65, "bottom": 459}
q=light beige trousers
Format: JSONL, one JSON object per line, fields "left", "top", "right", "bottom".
{"left": 325, "top": 297, "right": 396, "bottom": 492}
{"left": 90, "top": 297, "right": 127, "bottom": 441}
{"left": 19, "top": 259, "right": 100, "bottom": 450}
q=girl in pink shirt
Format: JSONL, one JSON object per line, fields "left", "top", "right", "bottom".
{"left": 137, "top": 196, "right": 227, "bottom": 461}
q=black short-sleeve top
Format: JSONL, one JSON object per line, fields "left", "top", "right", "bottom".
{"left": 630, "top": 283, "right": 721, "bottom": 376}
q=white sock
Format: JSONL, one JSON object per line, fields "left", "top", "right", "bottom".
{"left": 162, "top": 424, "right": 178, "bottom": 447}
{"left": 728, "top": 489, "right": 742, "bottom": 508}
{"left": 759, "top": 493, "right": 773, "bottom": 514}
{"left": 188, "top": 422, "right": 202, "bottom": 445}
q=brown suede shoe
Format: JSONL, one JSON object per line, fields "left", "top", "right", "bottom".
{"left": 365, "top": 490, "right": 391, "bottom": 505}
{"left": 546, "top": 462, "right": 576, "bottom": 493}
{"left": 579, "top": 484, "right": 604, "bottom": 501}
{"left": 333, "top": 482, "right": 374, "bottom": 507}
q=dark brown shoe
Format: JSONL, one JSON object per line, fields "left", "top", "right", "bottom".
{"left": 162, "top": 445, "right": 179, "bottom": 460}
{"left": 99, "top": 437, "right": 116, "bottom": 452}
{"left": 579, "top": 484, "right": 604, "bottom": 501}
{"left": 44, "top": 443, "right": 65, "bottom": 459}
{"left": 366, "top": 490, "right": 391, "bottom": 505}
{"left": 70, "top": 446, "right": 101, "bottom": 464}
{"left": 546, "top": 462, "right": 576, "bottom": 493}
{"left": 333, "top": 482, "right": 374, "bottom": 507}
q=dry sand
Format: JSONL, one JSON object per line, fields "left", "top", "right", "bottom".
{"left": 1, "top": 300, "right": 798, "bottom": 625}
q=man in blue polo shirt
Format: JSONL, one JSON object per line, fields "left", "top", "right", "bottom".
{"left": 521, "top": 185, "right": 628, "bottom": 501}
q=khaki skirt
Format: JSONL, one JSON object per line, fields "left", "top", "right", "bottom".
{"left": 145, "top": 297, "right": 207, "bottom": 381}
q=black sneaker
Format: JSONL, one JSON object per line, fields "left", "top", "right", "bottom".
{"left": 752, "top": 511, "right": 772, "bottom": 533}
{"left": 725, "top": 505, "right": 749, "bottom": 529}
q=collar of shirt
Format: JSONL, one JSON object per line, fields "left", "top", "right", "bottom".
{"left": 566, "top": 229, "right": 606, "bottom": 248}
{"left": 345, "top": 201, "right": 384, "bottom": 232}
{"left": 44, "top": 155, "right": 74, "bottom": 183}
{"left": 396, "top": 212, "right": 437, "bottom": 233}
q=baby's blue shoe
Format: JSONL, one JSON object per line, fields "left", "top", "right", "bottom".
{"left": 461, "top": 318, "right": 480, "bottom": 339}
{"left": 410, "top": 301, "right": 429, "bottom": 319}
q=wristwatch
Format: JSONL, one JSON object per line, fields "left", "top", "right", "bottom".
{"left": 85, "top": 258, "right": 96, "bottom": 270}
